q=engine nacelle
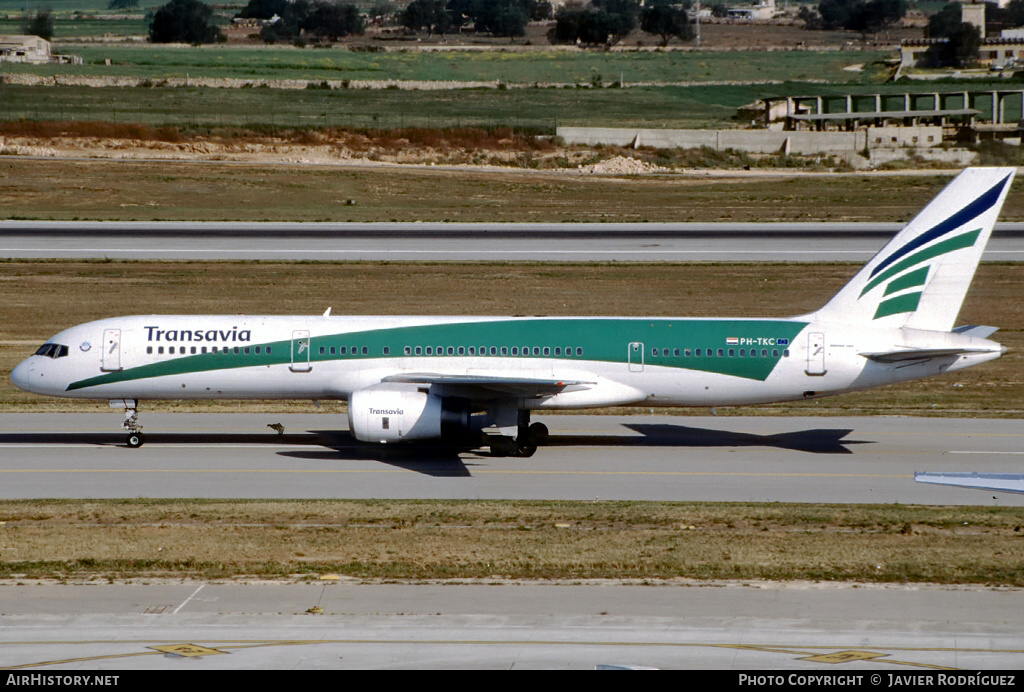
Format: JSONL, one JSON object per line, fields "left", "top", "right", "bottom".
{"left": 347, "top": 384, "right": 473, "bottom": 444}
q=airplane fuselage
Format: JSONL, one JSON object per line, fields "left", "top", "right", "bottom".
{"left": 12, "top": 314, "right": 1003, "bottom": 409}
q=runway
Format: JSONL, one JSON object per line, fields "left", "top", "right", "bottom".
{"left": 3, "top": 221, "right": 1024, "bottom": 261}
{"left": 3, "top": 413, "right": 1023, "bottom": 505}
{"left": 2, "top": 580, "right": 1022, "bottom": 670}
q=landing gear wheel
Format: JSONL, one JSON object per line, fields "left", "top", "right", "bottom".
{"left": 126, "top": 432, "right": 145, "bottom": 448}
{"left": 516, "top": 440, "right": 537, "bottom": 458}
{"left": 489, "top": 436, "right": 517, "bottom": 457}
{"left": 528, "top": 422, "right": 549, "bottom": 446}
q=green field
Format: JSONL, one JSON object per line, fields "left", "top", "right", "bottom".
{"left": 3, "top": 45, "right": 893, "bottom": 85}
{"left": 0, "top": 82, "right": 768, "bottom": 129}
{"left": 6, "top": 80, "right": 1019, "bottom": 131}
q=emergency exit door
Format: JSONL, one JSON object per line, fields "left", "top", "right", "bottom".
{"left": 628, "top": 342, "right": 644, "bottom": 373}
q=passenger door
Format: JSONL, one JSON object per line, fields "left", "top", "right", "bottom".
{"left": 101, "top": 329, "right": 122, "bottom": 372}
{"left": 291, "top": 330, "right": 312, "bottom": 372}
{"left": 805, "top": 332, "right": 826, "bottom": 376}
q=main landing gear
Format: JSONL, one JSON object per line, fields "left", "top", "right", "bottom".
{"left": 112, "top": 399, "right": 145, "bottom": 448}
{"left": 488, "top": 409, "right": 548, "bottom": 458}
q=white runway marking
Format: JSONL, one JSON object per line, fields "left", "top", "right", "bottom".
{"left": 172, "top": 584, "right": 205, "bottom": 615}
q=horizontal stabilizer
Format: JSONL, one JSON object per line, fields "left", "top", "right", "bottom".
{"left": 915, "top": 472, "right": 1024, "bottom": 495}
{"left": 859, "top": 346, "right": 1001, "bottom": 363}
{"left": 952, "top": 325, "right": 1000, "bottom": 339}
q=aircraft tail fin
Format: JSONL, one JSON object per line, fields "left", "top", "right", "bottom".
{"left": 812, "top": 167, "right": 1015, "bottom": 331}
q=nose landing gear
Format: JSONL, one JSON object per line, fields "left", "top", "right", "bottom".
{"left": 112, "top": 399, "right": 145, "bottom": 448}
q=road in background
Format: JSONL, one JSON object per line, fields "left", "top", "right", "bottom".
{"left": 3, "top": 221, "right": 1023, "bottom": 261}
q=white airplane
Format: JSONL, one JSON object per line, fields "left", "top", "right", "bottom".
{"left": 10, "top": 167, "right": 1015, "bottom": 456}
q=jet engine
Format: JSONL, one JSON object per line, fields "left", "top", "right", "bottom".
{"left": 348, "top": 384, "right": 475, "bottom": 444}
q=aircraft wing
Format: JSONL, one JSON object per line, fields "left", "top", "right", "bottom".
{"left": 380, "top": 372, "right": 595, "bottom": 398}
{"left": 915, "top": 472, "right": 1024, "bottom": 495}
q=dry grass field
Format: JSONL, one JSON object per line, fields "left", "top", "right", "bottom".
{"left": 2, "top": 499, "right": 1022, "bottom": 583}
{"left": 4, "top": 158, "right": 1024, "bottom": 223}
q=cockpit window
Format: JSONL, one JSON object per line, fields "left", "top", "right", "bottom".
{"left": 34, "top": 343, "right": 69, "bottom": 359}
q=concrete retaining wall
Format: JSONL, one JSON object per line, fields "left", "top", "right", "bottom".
{"left": 557, "top": 127, "right": 867, "bottom": 155}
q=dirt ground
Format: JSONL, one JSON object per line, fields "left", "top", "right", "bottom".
{"left": 220, "top": 18, "right": 918, "bottom": 51}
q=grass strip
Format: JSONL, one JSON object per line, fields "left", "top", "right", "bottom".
{"left": 2, "top": 499, "right": 1022, "bottom": 584}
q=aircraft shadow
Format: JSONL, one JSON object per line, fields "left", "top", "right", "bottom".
{"left": 545, "top": 423, "right": 870, "bottom": 455}
{"left": 278, "top": 430, "right": 478, "bottom": 477}
{"left": 0, "top": 431, "right": 322, "bottom": 447}
{"left": 0, "top": 429, "right": 479, "bottom": 477}
{"left": 0, "top": 423, "right": 869, "bottom": 479}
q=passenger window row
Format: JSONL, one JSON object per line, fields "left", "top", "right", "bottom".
{"left": 147, "top": 345, "right": 272, "bottom": 356}
{"left": 318, "top": 345, "right": 370, "bottom": 356}
{"left": 650, "top": 347, "right": 790, "bottom": 358}
{"left": 401, "top": 345, "right": 584, "bottom": 357}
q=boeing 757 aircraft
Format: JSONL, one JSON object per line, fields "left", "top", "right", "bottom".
{"left": 11, "top": 167, "right": 1016, "bottom": 456}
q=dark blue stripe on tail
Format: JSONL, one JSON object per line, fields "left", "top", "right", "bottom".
{"left": 869, "top": 173, "right": 1011, "bottom": 278}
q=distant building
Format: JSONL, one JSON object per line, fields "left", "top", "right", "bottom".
{"left": 900, "top": 36, "right": 1024, "bottom": 68}
{"left": 725, "top": 0, "right": 777, "bottom": 20}
{"left": 961, "top": 1, "right": 986, "bottom": 38}
{"left": 0, "top": 35, "right": 81, "bottom": 65}
{"left": 901, "top": 0, "right": 1024, "bottom": 68}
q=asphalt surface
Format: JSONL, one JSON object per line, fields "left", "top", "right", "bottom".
{"left": 1, "top": 581, "right": 1022, "bottom": 670}
{"left": 5, "top": 413, "right": 1023, "bottom": 670}
{"left": 3, "top": 413, "right": 1023, "bottom": 505}
{"left": 3, "top": 221, "right": 1024, "bottom": 261}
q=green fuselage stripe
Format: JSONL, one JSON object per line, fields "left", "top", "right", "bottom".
{"left": 67, "top": 318, "right": 808, "bottom": 392}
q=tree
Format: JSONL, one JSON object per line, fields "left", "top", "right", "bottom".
{"left": 368, "top": 1, "right": 399, "bottom": 24}
{"left": 474, "top": 0, "right": 530, "bottom": 38}
{"left": 303, "top": 1, "right": 365, "bottom": 40}
{"left": 401, "top": 0, "right": 452, "bottom": 36}
{"left": 926, "top": 1, "right": 962, "bottom": 38}
{"left": 797, "top": 5, "right": 823, "bottom": 28}
{"left": 239, "top": 0, "right": 291, "bottom": 18}
{"left": 640, "top": 1, "right": 693, "bottom": 46}
{"left": 149, "top": 0, "right": 223, "bottom": 43}
{"left": 849, "top": 0, "right": 906, "bottom": 34}
{"left": 239, "top": 0, "right": 311, "bottom": 42}
{"left": 107, "top": 0, "right": 140, "bottom": 9}
{"left": 817, "top": 0, "right": 858, "bottom": 29}
{"left": 591, "top": 0, "right": 640, "bottom": 36}
{"left": 553, "top": 0, "right": 638, "bottom": 45}
{"left": 929, "top": 21, "right": 981, "bottom": 66}
{"left": 23, "top": 9, "right": 55, "bottom": 40}
{"left": 1007, "top": 0, "right": 1024, "bottom": 27}
{"left": 816, "top": 0, "right": 905, "bottom": 33}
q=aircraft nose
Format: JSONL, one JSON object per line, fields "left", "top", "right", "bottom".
{"left": 10, "top": 358, "right": 34, "bottom": 392}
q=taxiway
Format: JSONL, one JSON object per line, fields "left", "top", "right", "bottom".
{"left": 2, "top": 413, "right": 1022, "bottom": 505}
{"left": 3, "top": 221, "right": 1024, "bottom": 261}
